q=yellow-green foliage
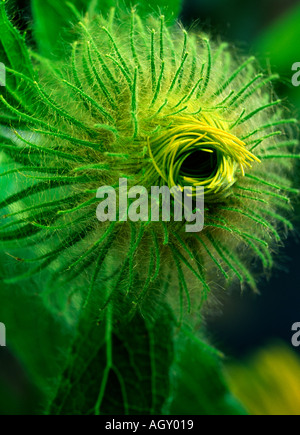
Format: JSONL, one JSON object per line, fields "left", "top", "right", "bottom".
{"left": 227, "top": 344, "right": 300, "bottom": 415}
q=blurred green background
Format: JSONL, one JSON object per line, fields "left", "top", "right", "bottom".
{"left": 1, "top": 0, "right": 300, "bottom": 415}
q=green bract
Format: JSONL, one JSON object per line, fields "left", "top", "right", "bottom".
{"left": 0, "top": 3, "right": 299, "bottom": 322}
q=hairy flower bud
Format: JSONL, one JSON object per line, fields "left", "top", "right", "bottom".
{"left": 0, "top": 7, "right": 299, "bottom": 319}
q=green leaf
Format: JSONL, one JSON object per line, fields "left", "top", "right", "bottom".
{"left": 48, "top": 303, "right": 174, "bottom": 415}
{"left": 254, "top": 4, "right": 300, "bottom": 73}
{"left": 0, "top": 241, "right": 246, "bottom": 416}
{"left": 0, "top": 347, "right": 40, "bottom": 415}
{"left": 31, "top": 0, "right": 183, "bottom": 59}
{"left": 254, "top": 3, "right": 300, "bottom": 112}
{"left": 31, "top": 0, "right": 87, "bottom": 59}
{"left": 0, "top": 1, "right": 34, "bottom": 79}
{"left": 169, "top": 326, "right": 247, "bottom": 415}
{"left": 0, "top": 259, "right": 73, "bottom": 414}
{"left": 0, "top": 0, "right": 36, "bottom": 106}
